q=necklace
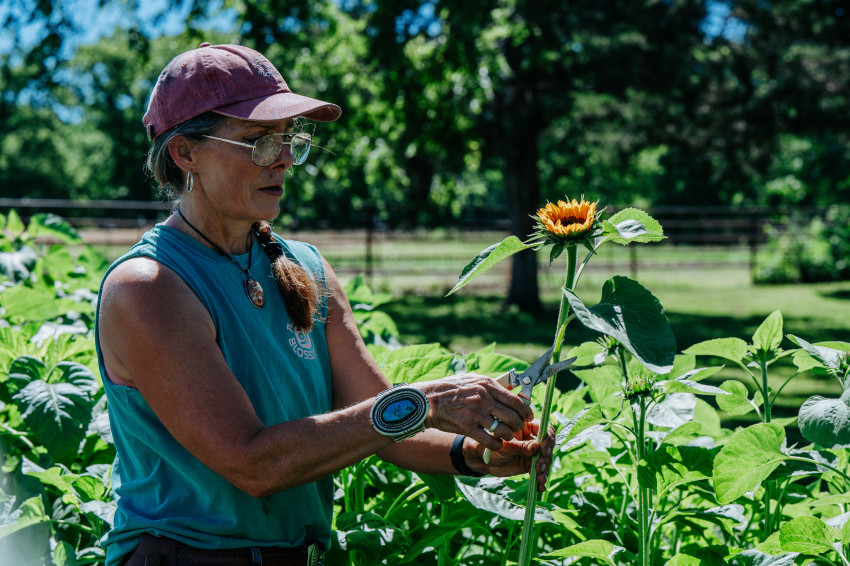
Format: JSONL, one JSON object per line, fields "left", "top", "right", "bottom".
{"left": 176, "top": 208, "right": 265, "bottom": 309}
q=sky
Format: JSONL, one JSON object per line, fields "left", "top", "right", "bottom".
{"left": 2, "top": 0, "right": 744, "bottom": 59}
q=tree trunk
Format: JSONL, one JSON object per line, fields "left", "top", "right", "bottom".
{"left": 505, "top": 127, "right": 542, "bottom": 312}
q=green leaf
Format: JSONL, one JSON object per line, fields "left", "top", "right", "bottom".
{"left": 543, "top": 539, "right": 626, "bottom": 565}
{"left": 27, "top": 213, "right": 83, "bottom": 245}
{"left": 564, "top": 276, "right": 676, "bottom": 374}
{"left": 466, "top": 351, "right": 528, "bottom": 377}
{"left": 446, "top": 236, "right": 533, "bottom": 295}
{"left": 53, "top": 540, "right": 78, "bottom": 566}
{"left": 0, "top": 246, "right": 38, "bottom": 283}
{"left": 752, "top": 311, "right": 783, "bottom": 353}
{"left": 344, "top": 273, "right": 393, "bottom": 310}
{"left": 713, "top": 423, "right": 789, "bottom": 504}
{"left": 6, "top": 209, "right": 25, "bottom": 238}
{"left": 602, "top": 208, "right": 665, "bottom": 245}
{"left": 661, "top": 368, "right": 728, "bottom": 396}
{"left": 716, "top": 380, "right": 758, "bottom": 416}
{"left": 683, "top": 338, "right": 749, "bottom": 364}
{"left": 556, "top": 404, "right": 605, "bottom": 449}
{"left": 12, "top": 368, "right": 98, "bottom": 464}
{"left": 789, "top": 335, "right": 849, "bottom": 380}
{"left": 416, "top": 474, "right": 457, "bottom": 502}
{"left": 666, "top": 550, "right": 727, "bottom": 566}
{"left": 566, "top": 341, "right": 608, "bottom": 367}
{"left": 383, "top": 355, "right": 454, "bottom": 384}
{"left": 755, "top": 532, "right": 784, "bottom": 555}
{"left": 0, "top": 285, "right": 72, "bottom": 323}
{"left": 638, "top": 444, "right": 715, "bottom": 493}
{"left": 798, "top": 393, "right": 850, "bottom": 449}
{"left": 0, "top": 496, "right": 50, "bottom": 538}
{"left": 334, "top": 511, "right": 410, "bottom": 561}
{"left": 456, "top": 476, "right": 554, "bottom": 523}
{"left": 660, "top": 421, "right": 703, "bottom": 445}
{"left": 778, "top": 516, "right": 836, "bottom": 555}
{"left": 727, "top": 549, "right": 798, "bottom": 565}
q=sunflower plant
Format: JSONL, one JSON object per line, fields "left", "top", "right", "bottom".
{"left": 448, "top": 197, "right": 671, "bottom": 566}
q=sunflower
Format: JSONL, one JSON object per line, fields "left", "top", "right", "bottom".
{"left": 534, "top": 198, "right": 599, "bottom": 243}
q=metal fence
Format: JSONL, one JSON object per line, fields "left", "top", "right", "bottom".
{"left": 0, "top": 197, "right": 826, "bottom": 288}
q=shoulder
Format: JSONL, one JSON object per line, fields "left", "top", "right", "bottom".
{"left": 99, "top": 256, "right": 212, "bottom": 334}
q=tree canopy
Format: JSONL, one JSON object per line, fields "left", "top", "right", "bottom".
{"left": 2, "top": 0, "right": 849, "bottom": 305}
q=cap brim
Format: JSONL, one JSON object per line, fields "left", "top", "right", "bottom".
{"left": 213, "top": 92, "right": 341, "bottom": 123}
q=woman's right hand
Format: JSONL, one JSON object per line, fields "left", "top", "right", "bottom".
{"left": 417, "top": 374, "right": 535, "bottom": 452}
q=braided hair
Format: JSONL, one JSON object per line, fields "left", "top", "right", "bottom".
{"left": 252, "top": 221, "right": 325, "bottom": 332}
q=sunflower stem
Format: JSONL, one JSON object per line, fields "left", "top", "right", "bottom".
{"left": 517, "top": 245, "right": 577, "bottom": 566}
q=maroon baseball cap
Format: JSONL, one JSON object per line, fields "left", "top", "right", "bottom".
{"left": 142, "top": 42, "right": 342, "bottom": 140}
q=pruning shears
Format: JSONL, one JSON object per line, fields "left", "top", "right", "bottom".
{"left": 482, "top": 346, "right": 577, "bottom": 464}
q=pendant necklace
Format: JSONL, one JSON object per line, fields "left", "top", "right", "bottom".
{"left": 176, "top": 208, "right": 265, "bottom": 309}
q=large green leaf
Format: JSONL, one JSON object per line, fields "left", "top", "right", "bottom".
{"left": 563, "top": 276, "right": 676, "bottom": 374}
{"left": 543, "top": 539, "right": 626, "bottom": 565}
{"left": 0, "top": 496, "right": 50, "bottom": 538}
{"left": 12, "top": 363, "right": 99, "bottom": 464}
{"left": 334, "top": 511, "right": 410, "bottom": 562}
{"left": 778, "top": 516, "right": 836, "bottom": 555}
{"left": 0, "top": 285, "right": 73, "bottom": 323}
{"left": 638, "top": 444, "right": 715, "bottom": 494}
{"left": 713, "top": 423, "right": 788, "bottom": 504}
{"left": 555, "top": 404, "right": 604, "bottom": 449}
{"left": 602, "top": 208, "right": 665, "bottom": 245}
{"left": 416, "top": 474, "right": 457, "bottom": 502}
{"left": 456, "top": 476, "right": 554, "bottom": 523}
{"left": 465, "top": 350, "right": 529, "bottom": 377}
{"left": 446, "top": 236, "right": 533, "bottom": 295}
{"left": 798, "top": 391, "right": 850, "bottom": 449}
{"left": 683, "top": 338, "right": 749, "bottom": 364}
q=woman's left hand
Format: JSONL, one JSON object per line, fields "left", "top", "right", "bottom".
{"left": 465, "top": 420, "right": 556, "bottom": 492}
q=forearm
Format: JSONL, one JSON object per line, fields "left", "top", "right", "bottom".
{"left": 224, "top": 399, "right": 395, "bottom": 497}
{"left": 377, "top": 429, "right": 460, "bottom": 475}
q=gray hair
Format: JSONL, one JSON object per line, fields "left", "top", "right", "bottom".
{"left": 146, "top": 112, "right": 228, "bottom": 202}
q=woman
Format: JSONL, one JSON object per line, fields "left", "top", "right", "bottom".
{"left": 95, "top": 42, "right": 555, "bottom": 566}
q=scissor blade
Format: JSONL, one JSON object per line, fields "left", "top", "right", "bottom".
{"left": 536, "top": 356, "right": 577, "bottom": 385}
{"left": 510, "top": 345, "right": 555, "bottom": 387}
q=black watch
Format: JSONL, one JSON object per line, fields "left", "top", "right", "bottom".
{"left": 370, "top": 383, "right": 429, "bottom": 442}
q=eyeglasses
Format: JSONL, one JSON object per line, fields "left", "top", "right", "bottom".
{"left": 203, "top": 132, "right": 313, "bottom": 166}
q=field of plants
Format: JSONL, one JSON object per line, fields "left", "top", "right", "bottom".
{"left": 1, "top": 209, "right": 849, "bottom": 566}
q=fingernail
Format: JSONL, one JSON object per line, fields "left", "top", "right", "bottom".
{"left": 546, "top": 447, "right": 552, "bottom": 456}
{"left": 539, "top": 463, "right": 547, "bottom": 472}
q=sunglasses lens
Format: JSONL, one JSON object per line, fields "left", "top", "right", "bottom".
{"left": 290, "top": 134, "right": 311, "bottom": 165}
{"left": 253, "top": 135, "right": 284, "bottom": 167}
{"left": 253, "top": 133, "right": 312, "bottom": 166}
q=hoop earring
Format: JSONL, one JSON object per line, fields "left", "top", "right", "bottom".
{"left": 186, "top": 171, "right": 194, "bottom": 192}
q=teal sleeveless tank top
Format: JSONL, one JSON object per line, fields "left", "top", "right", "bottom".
{"left": 94, "top": 225, "right": 333, "bottom": 566}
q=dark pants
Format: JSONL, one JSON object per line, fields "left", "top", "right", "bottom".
{"left": 123, "top": 534, "right": 323, "bottom": 566}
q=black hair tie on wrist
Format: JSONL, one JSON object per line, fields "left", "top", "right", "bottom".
{"left": 450, "top": 435, "right": 484, "bottom": 477}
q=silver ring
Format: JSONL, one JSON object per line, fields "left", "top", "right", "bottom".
{"left": 489, "top": 417, "right": 500, "bottom": 432}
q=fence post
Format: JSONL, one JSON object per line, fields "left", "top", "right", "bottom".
{"left": 749, "top": 209, "right": 759, "bottom": 284}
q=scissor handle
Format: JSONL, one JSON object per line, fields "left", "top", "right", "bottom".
{"left": 494, "top": 370, "right": 514, "bottom": 389}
